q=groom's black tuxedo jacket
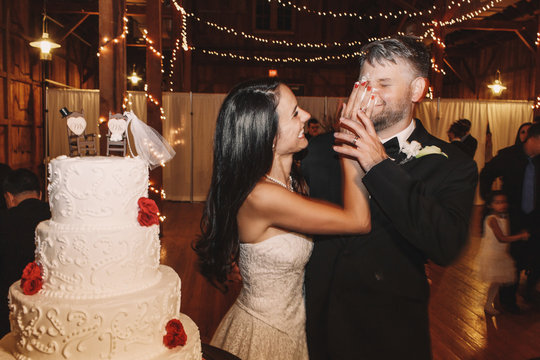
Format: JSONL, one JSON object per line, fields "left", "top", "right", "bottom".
{"left": 304, "top": 119, "right": 478, "bottom": 360}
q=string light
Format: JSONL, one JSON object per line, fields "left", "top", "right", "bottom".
{"left": 531, "top": 95, "right": 540, "bottom": 110}
{"left": 184, "top": 12, "right": 361, "bottom": 48}
{"left": 142, "top": 29, "right": 163, "bottom": 58}
{"left": 144, "top": 84, "right": 167, "bottom": 121}
{"left": 426, "top": 86, "right": 433, "bottom": 99}
{"left": 535, "top": 32, "right": 540, "bottom": 47}
{"left": 431, "top": 58, "right": 446, "bottom": 75}
{"left": 268, "top": 0, "right": 435, "bottom": 20}
{"left": 97, "top": 15, "right": 128, "bottom": 57}
{"left": 198, "top": 48, "right": 362, "bottom": 63}
{"left": 367, "top": 33, "right": 406, "bottom": 43}
{"left": 425, "top": 0, "right": 504, "bottom": 27}
{"left": 422, "top": 28, "right": 446, "bottom": 48}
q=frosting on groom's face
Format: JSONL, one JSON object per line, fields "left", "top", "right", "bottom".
{"left": 360, "top": 58, "right": 415, "bottom": 134}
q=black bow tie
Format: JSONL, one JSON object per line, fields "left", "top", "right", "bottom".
{"left": 383, "top": 137, "right": 401, "bottom": 159}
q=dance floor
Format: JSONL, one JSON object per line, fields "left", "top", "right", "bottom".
{"left": 160, "top": 202, "right": 540, "bottom": 360}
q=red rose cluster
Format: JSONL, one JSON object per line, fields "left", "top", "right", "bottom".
{"left": 21, "top": 262, "right": 43, "bottom": 295}
{"left": 137, "top": 197, "right": 160, "bottom": 226}
{"left": 163, "top": 319, "right": 187, "bottom": 349}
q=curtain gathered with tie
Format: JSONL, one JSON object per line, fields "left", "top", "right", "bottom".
{"left": 46, "top": 89, "right": 534, "bottom": 203}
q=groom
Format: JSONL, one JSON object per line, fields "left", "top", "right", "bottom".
{"left": 303, "top": 36, "right": 478, "bottom": 359}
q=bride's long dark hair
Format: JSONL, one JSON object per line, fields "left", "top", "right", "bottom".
{"left": 194, "top": 78, "right": 304, "bottom": 291}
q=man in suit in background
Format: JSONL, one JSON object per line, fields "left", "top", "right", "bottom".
{"left": 480, "top": 123, "right": 540, "bottom": 310}
{"left": 304, "top": 36, "right": 478, "bottom": 359}
{"left": 0, "top": 168, "right": 51, "bottom": 336}
{"left": 457, "top": 119, "right": 477, "bottom": 158}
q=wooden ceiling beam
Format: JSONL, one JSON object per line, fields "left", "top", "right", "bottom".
{"left": 444, "top": 19, "right": 528, "bottom": 32}
{"left": 59, "top": 14, "right": 90, "bottom": 43}
{"left": 46, "top": 2, "right": 173, "bottom": 17}
{"left": 443, "top": 58, "right": 475, "bottom": 93}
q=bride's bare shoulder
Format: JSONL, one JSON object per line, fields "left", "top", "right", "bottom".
{"left": 245, "top": 181, "right": 288, "bottom": 209}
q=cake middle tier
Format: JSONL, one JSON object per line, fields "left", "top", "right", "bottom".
{"left": 35, "top": 220, "right": 161, "bottom": 299}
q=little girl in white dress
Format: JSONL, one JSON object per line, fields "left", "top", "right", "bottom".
{"left": 476, "top": 191, "right": 529, "bottom": 315}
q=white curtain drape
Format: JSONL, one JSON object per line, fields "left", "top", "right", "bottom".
{"left": 47, "top": 90, "right": 533, "bottom": 202}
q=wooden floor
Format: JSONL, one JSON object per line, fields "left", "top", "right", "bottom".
{"left": 160, "top": 202, "right": 540, "bottom": 360}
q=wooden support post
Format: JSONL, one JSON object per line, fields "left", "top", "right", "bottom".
{"left": 146, "top": 0, "right": 163, "bottom": 209}
{"left": 98, "top": 0, "right": 126, "bottom": 155}
{"left": 431, "top": 26, "right": 445, "bottom": 98}
{"left": 172, "top": 0, "right": 191, "bottom": 92}
{"left": 535, "top": 14, "right": 540, "bottom": 118}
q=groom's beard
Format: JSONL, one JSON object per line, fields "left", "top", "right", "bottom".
{"left": 372, "top": 94, "right": 411, "bottom": 133}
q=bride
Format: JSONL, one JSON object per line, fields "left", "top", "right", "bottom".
{"left": 195, "top": 78, "right": 371, "bottom": 360}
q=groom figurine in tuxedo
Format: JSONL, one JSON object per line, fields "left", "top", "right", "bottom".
{"left": 304, "top": 36, "right": 478, "bottom": 359}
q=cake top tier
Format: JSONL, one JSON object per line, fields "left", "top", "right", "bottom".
{"left": 48, "top": 156, "right": 148, "bottom": 226}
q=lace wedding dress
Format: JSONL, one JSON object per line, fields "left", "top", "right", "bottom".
{"left": 211, "top": 233, "right": 313, "bottom": 360}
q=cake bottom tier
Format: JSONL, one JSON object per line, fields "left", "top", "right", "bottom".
{"left": 7, "top": 266, "right": 201, "bottom": 360}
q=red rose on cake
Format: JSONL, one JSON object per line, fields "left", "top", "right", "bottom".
{"left": 20, "top": 262, "right": 43, "bottom": 295}
{"left": 163, "top": 319, "right": 187, "bottom": 349}
{"left": 138, "top": 197, "right": 160, "bottom": 226}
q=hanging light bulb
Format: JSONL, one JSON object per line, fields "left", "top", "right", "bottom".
{"left": 487, "top": 70, "right": 507, "bottom": 96}
{"left": 128, "top": 65, "right": 142, "bottom": 86}
{"left": 30, "top": 13, "right": 61, "bottom": 60}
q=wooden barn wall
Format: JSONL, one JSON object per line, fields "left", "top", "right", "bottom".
{"left": 0, "top": 0, "right": 96, "bottom": 177}
{"left": 443, "top": 37, "right": 535, "bottom": 100}
{"left": 186, "top": 0, "right": 361, "bottom": 97}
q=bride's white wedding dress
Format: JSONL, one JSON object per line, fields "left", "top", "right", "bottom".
{"left": 211, "top": 233, "right": 313, "bottom": 360}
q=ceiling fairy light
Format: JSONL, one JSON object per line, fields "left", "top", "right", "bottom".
{"left": 185, "top": 12, "right": 362, "bottom": 48}
{"left": 425, "top": 0, "right": 504, "bottom": 27}
{"left": 199, "top": 48, "right": 362, "bottom": 63}
{"left": 269, "top": 0, "right": 436, "bottom": 20}
{"left": 97, "top": 16, "right": 128, "bottom": 57}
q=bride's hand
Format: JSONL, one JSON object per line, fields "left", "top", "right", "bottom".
{"left": 334, "top": 94, "right": 388, "bottom": 172}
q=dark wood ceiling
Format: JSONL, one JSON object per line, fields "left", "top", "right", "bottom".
{"left": 41, "top": 0, "right": 539, "bottom": 60}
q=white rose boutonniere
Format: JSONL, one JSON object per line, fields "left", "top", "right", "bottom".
{"left": 399, "top": 140, "right": 447, "bottom": 164}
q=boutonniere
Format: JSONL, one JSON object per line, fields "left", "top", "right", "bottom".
{"left": 400, "top": 141, "right": 447, "bottom": 164}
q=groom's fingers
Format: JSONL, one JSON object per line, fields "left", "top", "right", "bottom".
{"left": 339, "top": 117, "right": 368, "bottom": 139}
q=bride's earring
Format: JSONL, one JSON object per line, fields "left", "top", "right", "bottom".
{"left": 272, "top": 143, "right": 276, "bottom": 151}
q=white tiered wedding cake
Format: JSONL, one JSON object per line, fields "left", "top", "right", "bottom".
{"left": 2, "top": 156, "right": 201, "bottom": 360}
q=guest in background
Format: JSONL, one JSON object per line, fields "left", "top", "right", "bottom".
{"left": 475, "top": 191, "right": 529, "bottom": 315}
{"left": 305, "top": 118, "right": 320, "bottom": 140}
{"left": 515, "top": 122, "right": 532, "bottom": 145}
{"left": 457, "top": 118, "right": 478, "bottom": 158}
{"left": 0, "top": 163, "right": 11, "bottom": 210}
{"left": 0, "top": 168, "right": 51, "bottom": 336}
{"left": 480, "top": 122, "right": 540, "bottom": 311}
{"left": 447, "top": 122, "right": 471, "bottom": 156}
{"left": 301, "top": 114, "right": 342, "bottom": 206}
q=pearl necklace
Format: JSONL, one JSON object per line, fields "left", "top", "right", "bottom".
{"left": 265, "top": 175, "right": 294, "bottom": 192}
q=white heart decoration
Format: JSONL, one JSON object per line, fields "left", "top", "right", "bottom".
{"left": 108, "top": 118, "right": 127, "bottom": 141}
{"left": 67, "top": 116, "right": 87, "bottom": 136}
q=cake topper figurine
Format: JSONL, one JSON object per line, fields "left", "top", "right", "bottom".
{"left": 106, "top": 113, "right": 128, "bottom": 156}
{"left": 124, "top": 110, "right": 176, "bottom": 169}
{"left": 60, "top": 107, "right": 97, "bottom": 157}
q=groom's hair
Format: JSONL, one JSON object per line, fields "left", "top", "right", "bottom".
{"left": 359, "top": 35, "right": 431, "bottom": 78}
